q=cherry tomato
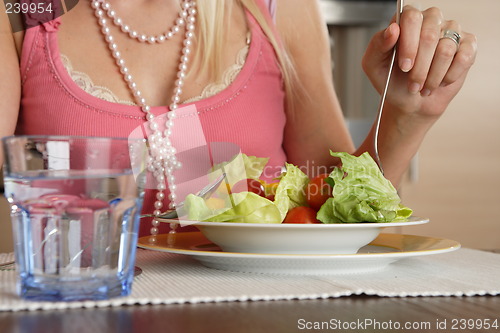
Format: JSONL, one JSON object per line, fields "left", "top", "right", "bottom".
{"left": 306, "top": 173, "right": 333, "bottom": 211}
{"left": 231, "top": 178, "right": 266, "bottom": 197}
{"left": 283, "top": 206, "right": 321, "bottom": 224}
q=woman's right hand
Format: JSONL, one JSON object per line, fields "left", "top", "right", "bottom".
{"left": 362, "top": 5, "right": 477, "bottom": 120}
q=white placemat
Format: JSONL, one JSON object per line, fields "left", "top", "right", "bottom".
{"left": 1, "top": 248, "right": 499, "bottom": 312}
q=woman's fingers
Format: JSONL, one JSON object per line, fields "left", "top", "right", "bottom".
{"left": 397, "top": 6, "right": 477, "bottom": 96}
{"left": 439, "top": 31, "right": 477, "bottom": 87}
{"left": 397, "top": 5, "right": 425, "bottom": 74}
{"left": 364, "top": 5, "right": 477, "bottom": 100}
{"left": 420, "top": 21, "right": 461, "bottom": 95}
{"left": 399, "top": 7, "right": 445, "bottom": 94}
{"left": 362, "top": 22, "right": 400, "bottom": 93}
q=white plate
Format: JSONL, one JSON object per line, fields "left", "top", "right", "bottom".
{"left": 156, "top": 217, "right": 429, "bottom": 254}
{"left": 137, "top": 232, "right": 460, "bottom": 275}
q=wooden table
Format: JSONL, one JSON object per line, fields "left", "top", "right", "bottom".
{"left": 1, "top": 295, "right": 499, "bottom": 333}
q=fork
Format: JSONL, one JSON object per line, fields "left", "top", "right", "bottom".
{"left": 373, "top": 0, "right": 404, "bottom": 174}
{"left": 141, "top": 172, "right": 227, "bottom": 219}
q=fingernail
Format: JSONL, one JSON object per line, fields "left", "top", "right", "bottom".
{"left": 421, "top": 88, "right": 431, "bottom": 97}
{"left": 409, "top": 82, "right": 421, "bottom": 94}
{"left": 400, "top": 59, "right": 413, "bottom": 72}
{"left": 384, "top": 25, "right": 393, "bottom": 39}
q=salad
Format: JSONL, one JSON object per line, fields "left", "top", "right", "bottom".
{"left": 184, "top": 151, "right": 412, "bottom": 224}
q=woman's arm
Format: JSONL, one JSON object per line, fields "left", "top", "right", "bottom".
{"left": 276, "top": 1, "right": 477, "bottom": 187}
{"left": 0, "top": 7, "right": 22, "bottom": 164}
{"left": 276, "top": 0, "right": 355, "bottom": 173}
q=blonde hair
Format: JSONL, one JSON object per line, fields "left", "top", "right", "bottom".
{"left": 192, "top": 0, "right": 297, "bottom": 111}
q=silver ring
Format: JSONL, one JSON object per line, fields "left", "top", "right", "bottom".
{"left": 441, "top": 29, "right": 461, "bottom": 51}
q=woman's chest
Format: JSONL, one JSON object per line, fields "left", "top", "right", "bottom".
{"left": 57, "top": 1, "right": 250, "bottom": 107}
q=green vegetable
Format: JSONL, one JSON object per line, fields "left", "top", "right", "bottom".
{"left": 273, "top": 163, "right": 309, "bottom": 220}
{"left": 184, "top": 159, "right": 309, "bottom": 223}
{"left": 184, "top": 151, "right": 412, "bottom": 224}
{"left": 184, "top": 192, "right": 281, "bottom": 223}
{"left": 210, "top": 153, "right": 269, "bottom": 186}
{"left": 317, "top": 152, "right": 412, "bottom": 223}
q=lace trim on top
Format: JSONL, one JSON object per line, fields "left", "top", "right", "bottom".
{"left": 183, "top": 43, "right": 249, "bottom": 104}
{"left": 60, "top": 54, "right": 136, "bottom": 106}
{"left": 60, "top": 35, "right": 250, "bottom": 106}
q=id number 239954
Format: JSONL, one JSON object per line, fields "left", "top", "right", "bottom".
{"left": 5, "top": 2, "right": 53, "bottom": 14}
{"left": 451, "top": 318, "right": 499, "bottom": 330}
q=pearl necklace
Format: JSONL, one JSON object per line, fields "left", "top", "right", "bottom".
{"left": 99, "top": 0, "right": 191, "bottom": 44}
{"left": 91, "top": 0, "right": 197, "bottom": 237}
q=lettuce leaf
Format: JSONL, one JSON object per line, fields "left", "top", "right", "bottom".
{"left": 185, "top": 162, "right": 309, "bottom": 223}
{"left": 210, "top": 154, "right": 269, "bottom": 187}
{"left": 184, "top": 153, "right": 282, "bottom": 224}
{"left": 273, "top": 163, "right": 309, "bottom": 220}
{"left": 317, "top": 152, "right": 412, "bottom": 223}
{"left": 184, "top": 192, "right": 282, "bottom": 223}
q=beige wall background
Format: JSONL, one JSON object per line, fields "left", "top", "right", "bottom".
{"left": 1, "top": 0, "right": 499, "bottom": 252}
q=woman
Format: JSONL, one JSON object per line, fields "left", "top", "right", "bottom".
{"left": 0, "top": 0, "right": 477, "bottom": 236}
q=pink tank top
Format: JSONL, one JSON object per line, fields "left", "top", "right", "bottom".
{"left": 17, "top": 2, "right": 286, "bottom": 236}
